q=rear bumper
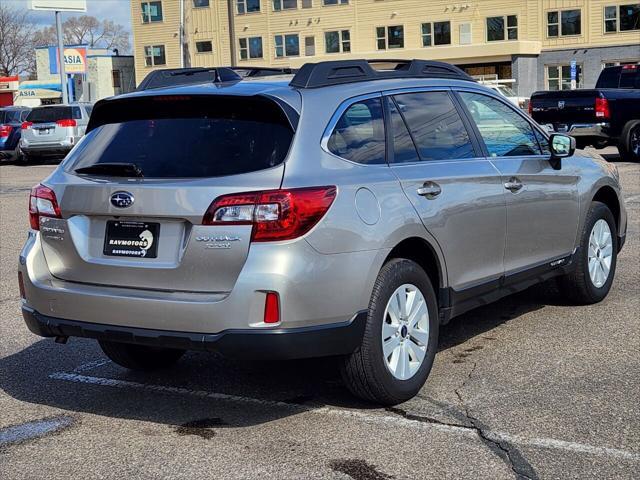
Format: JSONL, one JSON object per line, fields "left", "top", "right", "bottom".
{"left": 544, "top": 123, "right": 612, "bottom": 142}
{"left": 22, "top": 306, "right": 367, "bottom": 360}
{"left": 20, "top": 145, "right": 72, "bottom": 156}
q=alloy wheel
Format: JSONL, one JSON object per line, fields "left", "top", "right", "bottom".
{"left": 588, "top": 219, "right": 613, "bottom": 288}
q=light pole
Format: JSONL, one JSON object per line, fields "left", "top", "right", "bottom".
{"left": 55, "top": 10, "right": 69, "bottom": 104}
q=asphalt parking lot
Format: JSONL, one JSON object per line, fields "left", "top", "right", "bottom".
{"left": 0, "top": 150, "right": 638, "bottom": 480}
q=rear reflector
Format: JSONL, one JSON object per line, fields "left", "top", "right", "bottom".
{"left": 29, "top": 184, "right": 62, "bottom": 230}
{"left": 18, "top": 271, "right": 26, "bottom": 300}
{"left": 21, "top": 121, "right": 33, "bottom": 130}
{"left": 56, "top": 119, "right": 77, "bottom": 127}
{"left": 595, "top": 97, "right": 611, "bottom": 119}
{"left": 203, "top": 186, "right": 337, "bottom": 242}
{"left": 264, "top": 292, "right": 280, "bottom": 324}
{"left": 0, "top": 125, "right": 12, "bottom": 138}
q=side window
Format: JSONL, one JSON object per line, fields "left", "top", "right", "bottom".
{"left": 534, "top": 129, "right": 551, "bottom": 156}
{"left": 393, "top": 91, "right": 475, "bottom": 161}
{"left": 327, "top": 98, "right": 386, "bottom": 165}
{"left": 387, "top": 98, "right": 419, "bottom": 163}
{"left": 459, "top": 92, "right": 542, "bottom": 157}
{"left": 72, "top": 107, "right": 82, "bottom": 119}
{"left": 84, "top": 105, "right": 93, "bottom": 117}
{"left": 21, "top": 110, "right": 30, "bottom": 121}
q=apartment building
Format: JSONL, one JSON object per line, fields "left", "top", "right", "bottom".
{"left": 131, "top": 0, "right": 640, "bottom": 96}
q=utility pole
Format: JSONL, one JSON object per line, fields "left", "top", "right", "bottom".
{"left": 227, "top": 0, "right": 237, "bottom": 66}
{"left": 179, "top": 0, "right": 185, "bottom": 68}
{"left": 55, "top": 11, "right": 68, "bottom": 104}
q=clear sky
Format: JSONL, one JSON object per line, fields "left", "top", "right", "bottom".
{"left": 5, "top": 0, "right": 132, "bottom": 34}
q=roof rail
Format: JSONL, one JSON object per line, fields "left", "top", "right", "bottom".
{"left": 231, "top": 66, "right": 297, "bottom": 77}
{"left": 289, "top": 59, "right": 475, "bottom": 89}
{"left": 136, "top": 67, "right": 242, "bottom": 91}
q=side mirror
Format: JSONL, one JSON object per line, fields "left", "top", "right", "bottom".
{"left": 550, "top": 133, "right": 576, "bottom": 159}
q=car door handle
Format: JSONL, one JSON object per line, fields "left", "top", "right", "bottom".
{"left": 417, "top": 181, "right": 442, "bottom": 198}
{"left": 504, "top": 178, "right": 523, "bottom": 192}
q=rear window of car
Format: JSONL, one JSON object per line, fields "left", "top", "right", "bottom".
{"left": 66, "top": 95, "right": 294, "bottom": 178}
{"left": 27, "top": 106, "right": 73, "bottom": 123}
{"left": 0, "top": 110, "right": 22, "bottom": 123}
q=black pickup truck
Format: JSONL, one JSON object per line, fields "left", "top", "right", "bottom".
{"left": 529, "top": 64, "right": 640, "bottom": 161}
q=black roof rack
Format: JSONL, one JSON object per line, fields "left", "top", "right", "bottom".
{"left": 289, "top": 59, "right": 475, "bottom": 89}
{"left": 136, "top": 67, "right": 242, "bottom": 91}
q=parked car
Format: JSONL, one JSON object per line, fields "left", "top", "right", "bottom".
{"left": 0, "top": 106, "right": 31, "bottom": 161}
{"left": 19, "top": 103, "right": 93, "bottom": 163}
{"left": 480, "top": 80, "right": 529, "bottom": 111}
{"left": 19, "top": 60, "right": 627, "bottom": 405}
{"left": 529, "top": 64, "right": 640, "bottom": 161}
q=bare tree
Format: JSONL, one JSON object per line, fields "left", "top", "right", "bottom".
{"left": 0, "top": 5, "right": 36, "bottom": 77}
{"left": 33, "top": 15, "right": 130, "bottom": 52}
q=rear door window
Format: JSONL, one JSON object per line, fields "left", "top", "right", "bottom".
{"left": 459, "top": 92, "right": 542, "bottom": 157}
{"left": 327, "top": 97, "right": 386, "bottom": 164}
{"left": 66, "top": 95, "right": 294, "bottom": 178}
{"left": 392, "top": 91, "right": 475, "bottom": 161}
{"left": 27, "top": 106, "right": 73, "bottom": 123}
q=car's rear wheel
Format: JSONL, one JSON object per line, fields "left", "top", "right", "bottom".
{"left": 558, "top": 201, "right": 618, "bottom": 304}
{"left": 340, "top": 259, "right": 439, "bottom": 405}
{"left": 99, "top": 340, "right": 185, "bottom": 371}
{"left": 619, "top": 123, "right": 640, "bottom": 162}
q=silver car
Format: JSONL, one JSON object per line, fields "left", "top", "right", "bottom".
{"left": 19, "top": 61, "right": 627, "bottom": 404}
{"left": 20, "top": 103, "right": 92, "bottom": 163}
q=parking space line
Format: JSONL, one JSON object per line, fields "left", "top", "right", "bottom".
{"left": 49, "top": 371, "right": 640, "bottom": 462}
{"left": 72, "top": 359, "right": 111, "bottom": 373}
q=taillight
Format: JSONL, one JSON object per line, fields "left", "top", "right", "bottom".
{"left": 595, "top": 97, "right": 611, "bottom": 120}
{"left": 56, "top": 119, "right": 77, "bottom": 127}
{"left": 21, "top": 121, "right": 33, "bottom": 130}
{"left": 203, "top": 186, "right": 337, "bottom": 242}
{"left": 264, "top": 291, "right": 280, "bottom": 324}
{"left": 0, "top": 124, "right": 12, "bottom": 138}
{"left": 528, "top": 99, "right": 533, "bottom": 116}
{"left": 29, "top": 184, "right": 62, "bottom": 230}
{"left": 622, "top": 64, "right": 637, "bottom": 70}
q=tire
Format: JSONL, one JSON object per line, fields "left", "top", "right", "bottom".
{"left": 558, "top": 201, "right": 618, "bottom": 304}
{"left": 340, "top": 259, "right": 439, "bottom": 405}
{"left": 18, "top": 154, "right": 32, "bottom": 165}
{"left": 99, "top": 340, "right": 185, "bottom": 371}
{"left": 619, "top": 122, "right": 640, "bottom": 162}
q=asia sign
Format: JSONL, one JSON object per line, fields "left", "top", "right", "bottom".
{"left": 48, "top": 46, "right": 88, "bottom": 74}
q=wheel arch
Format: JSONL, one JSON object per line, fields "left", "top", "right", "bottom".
{"left": 592, "top": 185, "right": 621, "bottom": 233}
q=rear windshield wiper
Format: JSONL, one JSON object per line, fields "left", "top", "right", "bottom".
{"left": 74, "top": 163, "right": 144, "bottom": 178}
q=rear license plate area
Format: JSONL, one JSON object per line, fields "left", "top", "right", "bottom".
{"left": 103, "top": 221, "right": 160, "bottom": 258}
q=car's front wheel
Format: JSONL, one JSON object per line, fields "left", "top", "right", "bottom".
{"left": 99, "top": 341, "right": 185, "bottom": 371}
{"left": 558, "top": 201, "right": 618, "bottom": 304}
{"left": 341, "top": 259, "right": 439, "bottom": 405}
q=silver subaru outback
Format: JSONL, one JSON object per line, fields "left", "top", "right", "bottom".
{"left": 19, "top": 61, "right": 627, "bottom": 405}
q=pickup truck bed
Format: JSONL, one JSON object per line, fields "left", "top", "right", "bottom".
{"left": 530, "top": 65, "right": 640, "bottom": 161}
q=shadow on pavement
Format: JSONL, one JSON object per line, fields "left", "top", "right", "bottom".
{"left": 0, "top": 281, "right": 570, "bottom": 430}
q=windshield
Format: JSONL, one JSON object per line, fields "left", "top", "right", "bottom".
{"left": 27, "top": 106, "right": 73, "bottom": 123}
{"left": 67, "top": 95, "right": 294, "bottom": 178}
{"left": 497, "top": 86, "right": 517, "bottom": 97}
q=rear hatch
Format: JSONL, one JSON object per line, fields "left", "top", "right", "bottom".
{"left": 23, "top": 106, "right": 77, "bottom": 145}
{"left": 530, "top": 89, "right": 600, "bottom": 126}
{"left": 38, "top": 94, "right": 295, "bottom": 293}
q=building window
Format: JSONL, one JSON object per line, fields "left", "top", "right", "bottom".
{"left": 325, "top": 30, "right": 350, "bottom": 53}
{"left": 302, "top": 0, "right": 312, "bottom": 6}
{"left": 422, "top": 22, "right": 453, "bottom": 46}
{"left": 141, "top": 1, "right": 162, "bottom": 23}
{"left": 195, "top": 40, "right": 213, "bottom": 53}
{"left": 487, "top": 15, "right": 517, "bottom": 41}
{"left": 239, "top": 37, "right": 263, "bottom": 59}
{"left": 273, "top": 0, "right": 296, "bottom": 10}
{"left": 144, "top": 45, "right": 166, "bottom": 66}
{"left": 547, "top": 9, "right": 582, "bottom": 37}
{"left": 323, "top": 0, "right": 348, "bottom": 4}
{"left": 237, "top": 0, "right": 260, "bottom": 14}
{"left": 305, "top": 36, "right": 315, "bottom": 55}
{"left": 274, "top": 34, "right": 299, "bottom": 57}
{"left": 605, "top": 4, "right": 640, "bottom": 33}
{"left": 193, "top": 0, "right": 209, "bottom": 7}
{"left": 459, "top": 23, "right": 472, "bottom": 44}
{"left": 112, "top": 70, "right": 122, "bottom": 88}
{"left": 376, "top": 25, "right": 404, "bottom": 50}
{"left": 546, "top": 64, "right": 583, "bottom": 90}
